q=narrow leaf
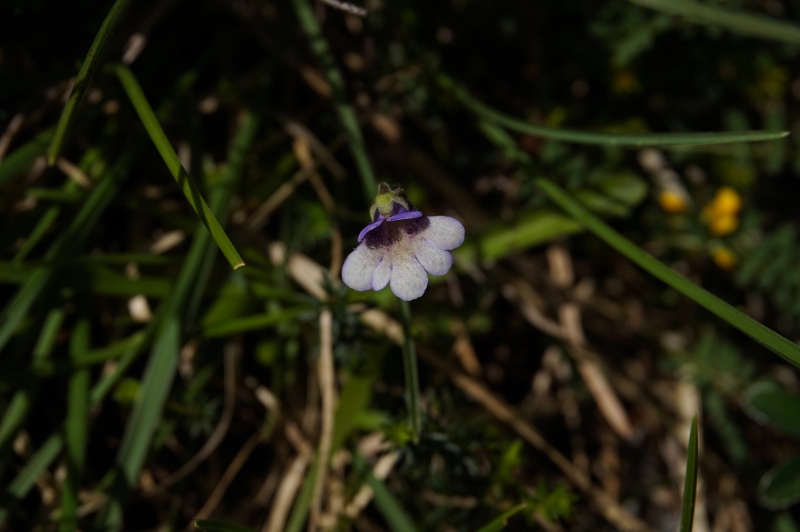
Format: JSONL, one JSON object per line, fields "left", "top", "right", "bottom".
{"left": 48, "top": 0, "right": 132, "bottom": 163}
{"left": 628, "top": 0, "right": 800, "bottom": 46}
{"left": 113, "top": 64, "right": 244, "bottom": 269}
{"left": 443, "top": 75, "right": 788, "bottom": 146}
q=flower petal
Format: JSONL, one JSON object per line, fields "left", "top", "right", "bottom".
{"left": 371, "top": 255, "right": 392, "bottom": 290}
{"left": 342, "top": 244, "right": 382, "bottom": 291}
{"left": 414, "top": 239, "right": 453, "bottom": 276}
{"left": 423, "top": 216, "right": 465, "bottom": 250}
{"left": 390, "top": 255, "right": 428, "bottom": 301}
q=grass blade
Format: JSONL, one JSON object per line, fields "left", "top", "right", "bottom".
{"left": 535, "top": 177, "right": 800, "bottom": 369}
{"left": 113, "top": 64, "right": 245, "bottom": 269}
{"left": 48, "top": 0, "right": 132, "bottom": 163}
{"left": 628, "top": 0, "right": 800, "bottom": 46}
{"left": 60, "top": 320, "right": 92, "bottom": 532}
{"left": 680, "top": 414, "right": 699, "bottom": 532}
{"left": 194, "top": 519, "right": 255, "bottom": 532}
{"left": 442, "top": 75, "right": 788, "bottom": 146}
{"left": 97, "top": 114, "right": 257, "bottom": 527}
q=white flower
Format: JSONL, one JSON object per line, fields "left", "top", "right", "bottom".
{"left": 341, "top": 184, "right": 465, "bottom": 301}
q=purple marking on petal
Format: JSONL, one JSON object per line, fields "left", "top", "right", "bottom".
{"left": 387, "top": 210, "right": 423, "bottom": 222}
{"left": 358, "top": 217, "right": 385, "bottom": 242}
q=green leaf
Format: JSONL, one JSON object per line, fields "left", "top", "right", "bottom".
{"left": 743, "top": 382, "right": 800, "bottom": 438}
{"left": 194, "top": 518, "right": 255, "bottom": 532}
{"left": 48, "top": 0, "right": 132, "bottom": 163}
{"left": 366, "top": 472, "right": 418, "bottom": 532}
{"left": 758, "top": 456, "right": 800, "bottom": 509}
{"left": 534, "top": 177, "right": 800, "bottom": 370}
{"left": 442, "top": 75, "right": 788, "bottom": 146}
{"left": 0, "top": 129, "right": 53, "bottom": 186}
{"left": 627, "top": 0, "right": 800, "bottom": 46}
{"left": 680, "top": 414, "right": 699, "bottom": 532}
{"left": 113, "top": 64, "right": 245, "bottom": 270}
{"left": 476, "top": 503, "right": 529, "bottom": 532}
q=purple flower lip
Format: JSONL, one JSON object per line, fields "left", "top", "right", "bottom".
{"left": 357, "top": 210, "right": 423, "bottom": 243}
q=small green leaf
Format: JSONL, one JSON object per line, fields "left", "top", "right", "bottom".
{"left": 758, "top": 456, "right": 800, "bottom": 509}
{"left": 743, "top": 382, "right": 800, "bottom": 438}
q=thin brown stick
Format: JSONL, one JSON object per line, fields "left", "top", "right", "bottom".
{"left": 308, "top": 310, "right": 337, "bottom": 531}
{"left": 264, "top": 424, "right": 313, "bottom": 532}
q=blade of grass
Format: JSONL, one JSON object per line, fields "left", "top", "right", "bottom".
{"left": 47, "top": 0, "right": 132, "bottom": 163}
{"left": 97, "top": 113, "right": 257, "bottom": 527}
{"left": 364, "top": 468, "right": 417, "bottom": 532}
{"left": 441, "top": 75, "right": 789, "bottom": 146}
{"left": 113, "top": 64, "right": 244, "bottom": 269}
{"left": 627, "top": 0, "right": 800, "bottom": 46}
{"left": 291, "top": 0, "right": 377, "bottom": 200}
{"left": 680, "top": 414, "right": 699, "bottom": 532}
{"left": 534, "top": 177, "right": 800, "bottom": 369}
{"left": 60, "top": 320, "right": 92, "bottom": 532}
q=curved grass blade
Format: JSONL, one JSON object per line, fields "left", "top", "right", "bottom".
{"left": 60, "top": 320, "right": 92, "bottom": 532}
{"left": 97, "top": 113, "right": 257, "bottom": 528}
{"left": 442, "top": 75, "right": 788, "bottom": 146}
{"left": 47, "top": 0, "right": 132, "bottom": 164}
{"left": 476, "top": 503, "right": 529, "bottom": 532}
{"left": 534, "top": 178, "right": 800, "bottom": 369}
{"left": 291, "top": 0, "right": 377, "bottom": 200}
{"left": 680, "top": 414, "right": 699, "bottom": 532}
{"left": 113, "top": 65, "right": 244, "bottom": 269}
{"left": 628, "top": 0, "right": 800, "bottom": 46}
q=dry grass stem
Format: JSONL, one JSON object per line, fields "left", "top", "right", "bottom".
{"left": 308, "top": 309, "right": 337, "bottom": 531}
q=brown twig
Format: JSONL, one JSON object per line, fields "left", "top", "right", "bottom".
{"left": 318, "top": 0, "right": 366, "bottom": 17}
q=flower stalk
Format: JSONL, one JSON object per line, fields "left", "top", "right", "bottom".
{"left": 399, "top": 300, "right": 421, "bottom": 442}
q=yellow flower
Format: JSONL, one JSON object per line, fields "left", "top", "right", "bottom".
{"left": 711, "top": 247, "right": 736, "bottom": 270}
{"left": 703, "top": 187, "right": 743, "bottom": 236}
{"left": 658, "top": 190, "right": 688, "bottom": 213}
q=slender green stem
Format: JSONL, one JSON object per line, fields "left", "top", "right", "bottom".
{"left": 291, "top": 0, "right": 377, "bottom": 200}
{"left": 441, "top": 75, "right": 788, "bottom": 146}
{"left": 535, "top": 177, "right": 800, "bottom": 369}
{"left": 399, "top": 300, "right": 421, "bottom": 442}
